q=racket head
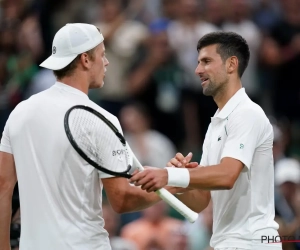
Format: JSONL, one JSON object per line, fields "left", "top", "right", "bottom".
{"left": 64, "top": 105, "right": 132, "bottom": 178}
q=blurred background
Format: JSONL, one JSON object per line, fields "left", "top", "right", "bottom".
{"left": 1, "top": 0, "right": 300, "bottom": 249}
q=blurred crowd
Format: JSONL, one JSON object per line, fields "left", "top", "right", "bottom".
{"left": 1, "top": 0, "right": 300, "bottom": 249}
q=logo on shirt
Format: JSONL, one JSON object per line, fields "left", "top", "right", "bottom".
{"left": 240, "top": 143, "right": 244, "bottom": 149}
{"left": 218, "top": 136, "right": 221, "bottom": 141}
{"left": 112, "top": 149, "right": 127, "bottom": 162}
{"left": 112, "top": 149, "right": 126, "bottom": 156}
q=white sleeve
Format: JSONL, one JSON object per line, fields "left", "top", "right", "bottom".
{"left": 0, "top": 119, "right": 12, "bottom": 154}
{"left": 98, "top": 171, "right": 114, "bottom": 179}
{"left": 200, "top": 125, "right": 211, "bottom": 166}
{"left": 221, "top": 109, "right": 262, "bottom": 170}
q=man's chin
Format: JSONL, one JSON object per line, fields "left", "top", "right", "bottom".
{"left": 99, "top": 81, "right": 104, "bottom": 88}
{"left": 202, "top": 88, "right": 212, "bottom": 96}
{"left": 89, "top": 81, "right": 104, "bottom": 89}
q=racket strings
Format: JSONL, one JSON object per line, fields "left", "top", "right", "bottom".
{"left": 69, "top": 108, "right": 130, "bottom": 173}
{"left": 72, "top": 109, "right": 99, "bottom": 163}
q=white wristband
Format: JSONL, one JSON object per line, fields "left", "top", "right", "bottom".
{"left": 166, "top": 167, "right": 190, "bottom": 188}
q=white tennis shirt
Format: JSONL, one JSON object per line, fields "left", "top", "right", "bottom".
{"left": 200, "top": 88, "right": 281, "bottom": 249}
{"left": 0, "top": 82, "right": 124, "bottom": 250}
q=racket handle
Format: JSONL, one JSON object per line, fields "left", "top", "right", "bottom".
{"left": 131, "top": 152, "right": 198, "bottom": 223}
{"left": 155, "top": 188, "right": 198, "bottom": 223}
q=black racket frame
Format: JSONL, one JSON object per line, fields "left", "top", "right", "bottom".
{"left": 64, "top": 105, "right": 132, "bottom": 178}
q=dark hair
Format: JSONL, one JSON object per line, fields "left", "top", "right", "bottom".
{"left": 197, "top": 31, "right": 250, "bottom": 77}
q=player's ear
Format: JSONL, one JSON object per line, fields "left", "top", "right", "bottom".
{"left": 227, "top": 56, "right": 238, "bottom": 75}
{"left": 80, "top": 53, "right": 92, "bottom": 69}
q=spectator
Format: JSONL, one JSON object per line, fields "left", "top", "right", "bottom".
{"left": 222, "top": 0, "right": 262, "bottom": 103}
{"left": 121, "top": 201, "right": 183, "bottom": 250}
{"left": 166, "top": 225, "right": 189, "bottom": 250}
{"left": 275, "top": 158, "right": 300, "bottom": 250}
{"left": 253, "top": 0, "right": 281, "bottom": 34}
{"left": 93, "top": 0, "right": 149, "bottom": 116}
{"left": 268, "top": 0, "right": 300, "bottom": 126}
{"left": 159, "top": 0, "right": 181, "bottom": 21}
{"left": 166, "top": 0, "right": 218, "bottom": 151}
{"left": 126, "top": 19, "right": 185, "bottom": 147}
{"left": 203, "top": 0, "right": 226, "bottom": 28}
{"left": 119, "top": 102, "right": 177, "bottom": 168}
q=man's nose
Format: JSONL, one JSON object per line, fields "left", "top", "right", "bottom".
{"left": 195, "top": 64, "right": 204, "bottom": 75}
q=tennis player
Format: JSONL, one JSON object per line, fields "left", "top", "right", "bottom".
{"left": 0, "top": 23, "right": 181, "bottom": 250}
{"left": 130, "top": 31, "right": 282, "bottom": 250}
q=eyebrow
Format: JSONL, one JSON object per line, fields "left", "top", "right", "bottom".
{"left": 198, "top": 57, "right": 213, "bottom": 63}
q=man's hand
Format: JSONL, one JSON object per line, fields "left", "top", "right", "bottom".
{"left": 167, "top": 152, "right": 198, "bottom": 168}
{"left": 130, "top": 167, "right": 168, "bottom": 192}
{"left": 129, "top": 152, "right": 198, "bottom": 192}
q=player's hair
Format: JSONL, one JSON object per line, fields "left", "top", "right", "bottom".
{"left": 53, "top": 28, "right": 101, "bottom": 79}
{"left": 197, "top": 31, "right": 250, "bottom": 78}
{"left": 53, "top": 49, "right": 96, "bottom": 79}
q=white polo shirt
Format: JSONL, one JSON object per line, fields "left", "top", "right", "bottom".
{"left": 200, "top": 88, "right": 281, "bottom": 249}
{"left": 0, "top": 82, "right": 125, "bottom": 250}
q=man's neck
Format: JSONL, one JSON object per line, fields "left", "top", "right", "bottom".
{"left": 58, "top": 74, "right": 89, "bottom": 95}
{"left": 213, "top": 81, "right": 242, "bottom": 111}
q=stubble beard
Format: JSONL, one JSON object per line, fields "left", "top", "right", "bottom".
{"left": 203, "top": 78, "right": 228, "bottom": 98}
{"left": 203, "top": 80, "right": 218, "bottom": 97}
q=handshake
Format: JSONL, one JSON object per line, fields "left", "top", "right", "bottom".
{"left": 130, "top": 152, "right": 199, "bottom": 192}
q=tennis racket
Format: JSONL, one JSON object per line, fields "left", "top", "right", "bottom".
{"left": 64, "top": 105, "right": 198, "bottom": 223}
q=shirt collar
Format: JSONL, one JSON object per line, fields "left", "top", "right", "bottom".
{"left": 213, "top": 88, "right": 248, "bottom": 120}
{"left": 53, "top": 81, "right": 89, "bottom": 99}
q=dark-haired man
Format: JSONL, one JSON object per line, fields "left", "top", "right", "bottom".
{"left": 131, "top": 31, "right": 282, "bottom": 250}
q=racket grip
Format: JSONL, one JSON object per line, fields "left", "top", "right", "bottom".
{"left": 155, "top": 188, "right": 198, "bottom": 223}
{"left": 130, "top": 150, "right": 198, "bottom": 223}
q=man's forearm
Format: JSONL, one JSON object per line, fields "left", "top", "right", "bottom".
{"left": 188, "top": 164, "right": 238, "bottom": 190}
{"left": 175, "top": 189, "right": 210, "bottom": 213}
{"left": 120, "top": 185, "right": 182, "bottom": 213}
{"left": 0, "top": 189, "right": 13, "bottom": 250}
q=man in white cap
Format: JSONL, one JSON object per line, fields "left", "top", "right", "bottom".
{"left": 275, "top": 158, "right": 300, "bottom": 221}
{"left": 274, "top": 158, "right": 300, "bottom": 249}
{"left": 0, "top": 23, "right": 178, "bottom": 250}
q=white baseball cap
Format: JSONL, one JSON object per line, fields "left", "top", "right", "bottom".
{"left": 40, "top": 23, "right": 104, "bottom": 70}
{"left": 275, "top": 158, "right": 300, "bottom": 186}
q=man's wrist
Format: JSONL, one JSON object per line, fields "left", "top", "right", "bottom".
{"left": 166, "top": 167, "right": 190, "bottom": 188}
